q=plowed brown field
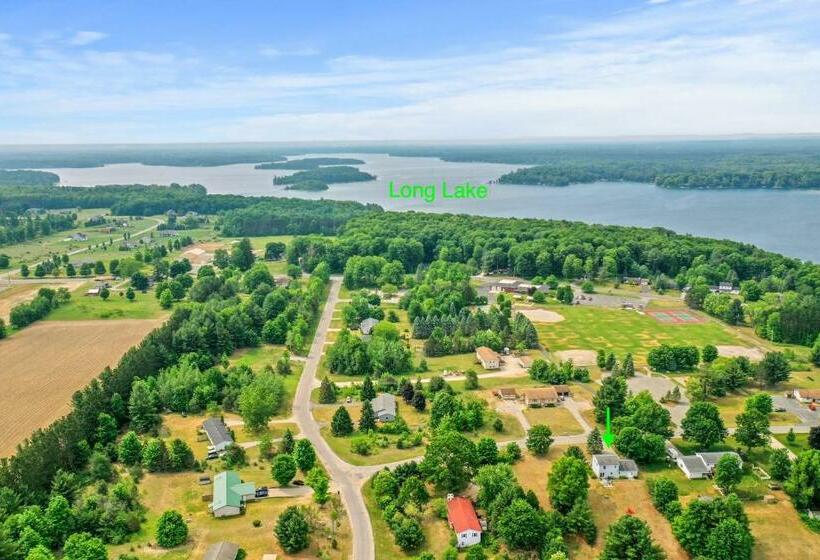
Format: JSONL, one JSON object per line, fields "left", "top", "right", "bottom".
{"left": 0, "top": 319, "right": 161, "bottom": 456}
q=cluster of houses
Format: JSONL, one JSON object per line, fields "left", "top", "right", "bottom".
{"left": 588, "top": 443, "right": 742, "bottom": 482}
{"left": 493, "top": 385, "right": 571, "bottom": 407}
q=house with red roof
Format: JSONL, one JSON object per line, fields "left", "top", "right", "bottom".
{"left": 446, "top": 495, "right": 482, "bottom": 548}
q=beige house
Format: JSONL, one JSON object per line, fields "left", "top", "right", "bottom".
{"left": 795, "top": 388, "right": 820, "bottom": 403}
{"left": 522, "top": 387, "right": 559, "bottom": 407}
{"left": 476, "top": 346, "right": 501, "bottom": 369}
{"left": 493, "top": 388, "right": 518, "bottom": 400}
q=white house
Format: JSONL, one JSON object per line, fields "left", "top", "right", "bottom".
{"left": 446, "top": 495, "right": 482, "bottom": 548}
{"left": 476, "top": 346, "right": 500, "bottom": 370}
{"left": 202, "top": 418, "right": 234, "bottom": 454}
{"left": 591, "top": 454, "right": 639, "bottom": 480}
{"left": 667, "top": 443, "right": 742, "bottom": 479}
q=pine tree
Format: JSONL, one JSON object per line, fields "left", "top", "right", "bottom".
{"left": 623, "top": 353, "right": 635, "bottom": 377}
{"left": 412, "top": 391, "right": 427, "bottom": 412}
{"left": 331, "top": 406, "right": 354, "bottom": 436}
{"left": 400, "top": 380, "right": 415, "bottom": 403}
{"left": 280, "top": 428, "right": 295, "bottom": 454}
{"left": 359, "top": 400, "right": 377, "bottom": 432}
{"left": 605, "top": 352, "right": 617, "bottom": 371}
{"left": 319, "top": 377, "right": 337, "bottom": 404}
{"left": 361, "top": 376, "right": 376, "bottom": 401}
{"left": 587, "top": 427, "right": 604, "bottom": 454}
{"left": 596, "top": 349, "right": 607, "bottom": 368}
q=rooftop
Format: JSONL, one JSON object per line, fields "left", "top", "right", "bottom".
{"left": 447, "top": 496, "right": 481, "bottom": 534}
{"left": 476, "top": 346, "right": 500, "bottom": 362}
{"left": 593, "top": 454, "right": 621, "bottom": 467}
{"left": 371, "top": 393, "right": 397, "bottom": 417}
{"left": 523, "top": 387, "right": 558, "bottom": 401}
{"left": 359, "top": 317, "right": 379, "bottom": 335}
{"left": 203, "top": 542, "right": 240, "bottom": 560}
{"left": 203, "top": 417, "right": 233, "bottom": 447}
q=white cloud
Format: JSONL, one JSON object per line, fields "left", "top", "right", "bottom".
{"left": 258, "top": 46, "right": 319, "bottom": 58}
{"left": 0, "top": 0, "right": 819, "bottom": 142}
{"left": 68, "top": 31, "right": 107, "bottom": 46}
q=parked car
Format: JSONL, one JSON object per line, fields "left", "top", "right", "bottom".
{"left": 775, "top": 406, "right": 786, "bottom": 412}
{"left": 206, "top": 450, "right": 218, "bottom": 460}
{"left": 255, "top": 486, "right": 269, "bottom": 498}
{"left": 293, "top": 480, "right": 305, "bottom": 486}
{"left": 346, "top": 396, "right": 352, "bottom": 403}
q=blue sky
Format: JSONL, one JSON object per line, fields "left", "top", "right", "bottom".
{"left": 1, "top": 0, "right": 819, "bottom": 143}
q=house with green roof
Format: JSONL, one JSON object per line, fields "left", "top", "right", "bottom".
{"left": 210, "top": 471, "right": 257, "bottom": 518}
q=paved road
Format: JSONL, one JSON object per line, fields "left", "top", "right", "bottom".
{"left": 293, "top": 277, "right": 374, "bottom": 560}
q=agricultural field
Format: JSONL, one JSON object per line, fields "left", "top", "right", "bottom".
{"left": 0, "top": 318, "right": 162, "bottom": 456}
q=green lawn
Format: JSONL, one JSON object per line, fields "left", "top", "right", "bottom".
{"left": 533, "top": 303, "right": 749, "bottom": 367}
{"left": 228, "top": 345, "right": 303, "bottom": 415}
{"left": 46, "top": 286, "right": 166, "bottom": 320}
{"left": 773, "top": 432, "right": 810, "bottom": 455}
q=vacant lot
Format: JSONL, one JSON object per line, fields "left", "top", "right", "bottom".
{"left": 0, "top": 319, "right": 161, "bottom": 456}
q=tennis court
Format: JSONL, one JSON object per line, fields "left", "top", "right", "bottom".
{"left": 646, "top": 310, "right": 704, "bottom": 324}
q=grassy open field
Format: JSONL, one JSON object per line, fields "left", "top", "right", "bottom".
{"left": 0, "top": 318, "right": 162, "bottom": 456}
{"left": 46, "top": 284, "right": 167, "bottom": 321}
{"left": 773, "top": 432, "right": 810, "bottom": 454}
{"left": 1, "top": 210, "right": 159, "bottom": 269}
{"left": 532, "top": 303, "right": 749, "bottom": 367}
{"left": 522, "top": 405, "right": 585, "bottom": 435}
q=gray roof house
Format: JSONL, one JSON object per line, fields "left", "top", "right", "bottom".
{"left": 203, "top": 542, "right": 240, "bottom": 560}
{"left": 359, "top": 317, "right": 379, "bottom": 336}
{"left": 591, "top": 454, "right": 639, "bottom": 479}
{"left": 202, "top": 418, "right": 234, "bottom": 453}
{"left": 667, "top": 442, "right": 742, "bottom": 479}
{"left": 371, "top": 393, "right": 397, "bottom": 422}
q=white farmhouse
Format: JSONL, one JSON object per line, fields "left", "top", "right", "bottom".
{"left": 446, "top": 495, "right": 482, "bottom": 548}
{"left": 591, "top": 454, "right": 639, "bottom": 480}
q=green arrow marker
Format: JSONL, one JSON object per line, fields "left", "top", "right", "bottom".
{"left": 602, "top": 406, "right": 615, "bottom": 446}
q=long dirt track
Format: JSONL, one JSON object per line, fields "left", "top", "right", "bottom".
{"left": 0, "top": 319, "right": 161, "bottom": 456}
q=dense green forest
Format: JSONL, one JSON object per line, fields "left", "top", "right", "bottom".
{"left": 283, "top": 179, "right": 329, "bottom": 191}
{"left": 272, "top": 165, "right": 376, "bottom": 185}
{"left": 255, "top": 157, "right": 364, "bottom": 170}
{"left": 286, "top": 210, "right": 819, "bottom": 345}
{"left": 0, "top": 169, "right": 59, "bottom": 186}
{"left": 0, "top": 211, "right": 76, "bottom": 247}
{"left": 218, "top": 198, "right": 378, "bottom": 236}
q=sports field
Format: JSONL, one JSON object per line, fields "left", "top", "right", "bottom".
{"left": 533, "top": 303, "right": 748, "bottom": 367}
{"left": 646, "top": 310, "right": 704, "bottom": 324}
{"left": 0, "top": 318, "right": 161, "bottom": 456}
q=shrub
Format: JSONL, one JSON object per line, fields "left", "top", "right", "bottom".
{"left": 155, "top": 510, "right": 188, "bottom": 548}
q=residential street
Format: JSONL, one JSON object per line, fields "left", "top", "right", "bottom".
{"left": 292, "top": 277, "right": 376, "bottom": 560}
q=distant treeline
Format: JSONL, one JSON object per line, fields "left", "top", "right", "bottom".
{"left": 255, "top": 157, "right": 365, "bottom": 170}
{"left": 0, "top": 169, "right": 59, "bottom": 187}
{"left": 0, "top": 147, "right": 287, "bottom": 168}
{"left": 272, "top": 165, "right": 376, "bottom": 185}
{"left": 0, "top": 211, "right": 76, "bottom": 247}
{"left": 498, "top": 162, "right": 820, "bottom": 189}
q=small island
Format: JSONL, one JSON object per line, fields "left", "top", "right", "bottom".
{"left": 283, "top": 179, "right": 329, "bottom": 191}
{"left": 256, "top": 157, "right": 365, "bottom": 170}
{"left": 273, "top": 165, "right": 376, "bottom": 186}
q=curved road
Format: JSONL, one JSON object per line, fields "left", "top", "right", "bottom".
{"left": 292, "top": 277, "right": 375, "bottom": 560}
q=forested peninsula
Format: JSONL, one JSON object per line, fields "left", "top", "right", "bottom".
{"left": 283, "top": 179, "right": 329, "bottom": 192}
{"left": 272, "top": 165, "right": 376, "bottom": 185}
{"left": 255, "top": 157, "right": 365, "bottom": 170}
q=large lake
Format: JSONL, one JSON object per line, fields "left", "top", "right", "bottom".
{"left": 44, "top": 152, "right": 820, "bottom": 262}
